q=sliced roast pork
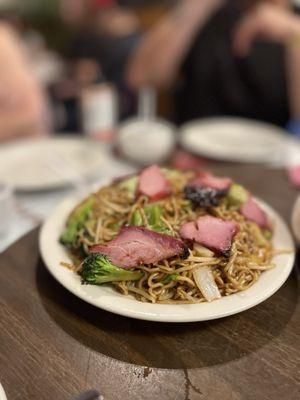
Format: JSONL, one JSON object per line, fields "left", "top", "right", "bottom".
{"left": 240, "top": 198, "right": 270, "bottom": 230}
{"left": 180, "top": 215, "right": 239, "bottom": 257}
{"left": 189, "top": 172, "right": 232, "bottom": 191}
{"left": 90, "top": 226, "right": 187, "bottom": 269}
{"left": 138, "top": 165, "right": 172, "bottom": 201}
{"left": 185, "top": 172, "right": 232, "bottom": 207}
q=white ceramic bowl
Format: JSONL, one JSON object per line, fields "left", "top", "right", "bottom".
{"left": 118, "top": 118, "right": 176, "bottom": 165}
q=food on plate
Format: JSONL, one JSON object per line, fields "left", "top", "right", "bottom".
{"left": 60, "top": 165, "right": 276, "bottom": 304}
{"left": 60, "top": 198, "right": 94, "bottom": 247}
{"left": 81, "top": 253, "right": 144, "bottom": 285}
{"left": 240, "top": 197, "right": 270, "bottom": 229}
{"left": 184, "top": 172, "right": 232, "bottom": 207}
{"left": 179, "top": 215, "right": 239, "bottom": 257}
{"left": 90, "top": 226, "right": 188, "bottom": 269}
{"left": 138, "top": 164, "right": 172, "bottom": 200}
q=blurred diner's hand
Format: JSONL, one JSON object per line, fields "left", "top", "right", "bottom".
{"left": 233, "top": 3, "right": 300, "bottom": 56}
{"left": 96, "top": 6, "right": 140, "bottom": 37}
{"left": 0, "top": 23, "right": 48, "bottom": 142}
{"left": 234, "top": 2, "right": 300, "bottom": 121}
{"left": 126, "top": 0, "right": 225, "bottom": 89}
{"left": 186, "top": 0, "right": 225, "bottom": 15}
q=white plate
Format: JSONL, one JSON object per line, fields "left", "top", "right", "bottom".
{"left": 0, "top": 383, "right": 7, "bottom": 400}
{"left": 0, "top": 137, "right": 110, "bottom": 191}
{"left": 39, "top": 193, "right": 295, "bottom": 323}
{"left": 180, "top": 117, "right": 286, "bottom": 163}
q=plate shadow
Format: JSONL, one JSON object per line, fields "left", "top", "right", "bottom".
{"left": 36, "top": 258, "right": 298, "bottom": 369}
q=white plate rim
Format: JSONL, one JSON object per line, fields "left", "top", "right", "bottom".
{"left": 39, "top": 191, "right": 295, "bottom": 323}
{"left": 0, "top": 136, "right": 110, "bottom": 192}
{"left": 0, "top": 383, "right": 7, "bottom": 400}
{"left": 179, "top": 117, "right": 286, "bottom": 163}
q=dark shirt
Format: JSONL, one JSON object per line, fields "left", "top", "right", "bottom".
{"left": 70, "top": 31, "right": 140, "bottom": 85}
{"left": 176, "top": 4, "right": 289, "bottom": 126}
{"left": 69, "top": 31, "right": 141, "bottom": 121}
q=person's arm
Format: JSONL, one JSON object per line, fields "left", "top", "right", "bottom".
{"left": 233, "top": 2, "right": 300, "bottom": 120}
{"left": 286, "top": 36, "right": 300, "bottom": 119}
{"left": 0, "top": 24, "right": 47, "bottom": 142}
{"left": 126, "top": 0, "right": 225, "bottom": 90}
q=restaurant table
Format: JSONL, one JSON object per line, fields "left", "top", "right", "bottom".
{"left": 0, "top": 164, "right": 299, "bottom": 400}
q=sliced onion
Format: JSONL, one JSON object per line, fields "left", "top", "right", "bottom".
{"left": 193, "top": 266, "right": 221, "bottom": 302}
{"left": 193, "top": 243, "right": 214, "bottom": 258}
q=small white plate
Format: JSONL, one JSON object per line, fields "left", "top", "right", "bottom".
{"left": 180, "top": 117, "right": 286, "bottom": 163}
{"left": 39, "top": 188, "right": 295, "bottom": 322}
{"left": 0, "top": 137, "right": 110, "bottom": 191}
{"left": 0, "top": 383, "right": 7, "bottom": 400}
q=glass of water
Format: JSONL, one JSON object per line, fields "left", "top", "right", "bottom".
{"left": 0, "top": 183, "right": 13, "bottom": 238}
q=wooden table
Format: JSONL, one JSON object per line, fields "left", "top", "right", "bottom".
{"left": 0, "top": 164, "right": 299, "bottom": 400}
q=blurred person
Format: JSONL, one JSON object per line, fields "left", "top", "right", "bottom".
{"left": 58, "top": 0, "right": 141, "bottom": 127}
{"left": 60, "top": 0, "right": 90, "bottom": 31}
{"left": 51, "top": 58, "right": 102, "bottom": 132}
{"left": 0, "top": 22, "right": 47, "bottom": 141}
{"left": 94, "top": 0, "right": 140, "bottom": 37}
{"left": 126, "top": 0, "right": 300, "bottom": 128}
{"left": 234, "top": 0, "right": 300, "bottom": 133}
{"left": 60, "top": 0, "right": 139, "bottom": 36}
{"left": 60, "top": 0, "right": 140, "bottom": 82}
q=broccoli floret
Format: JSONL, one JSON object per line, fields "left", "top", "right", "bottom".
{"left": 162, "top": 168, "right": 181, "bottom": 181}
{"left": 144, "top": 203, "right": 161, "bottom": 226}
{"left": 107, "top": 222, "right": 122, "bottom": 230}
{"left": 60, "top": 198, "right": 94, "bottom": 247}
{"left": 162, "top": 273, "right": 179, "bottom": 284}
{"left": 130, "top": 203, "right": 161, "bottom": 226}
{"left": 80, "top": 253, "right": 143, "bottom": 285}
{"left": 119, "top": 176, "right": 138, "bottom": 199}
{"left": 131, "top": 209, "right": 143, "bottom": 226}
{"left": 151, "top": 225, "right": 172, "bottom": 235}
{"left": 130, "top": 203, "right": 172, "bottom": 235}
{"left": 227, "top": 183, "right": 248, "bottom": 208}
{"left": 262, "top": 229, "right": 273, "bottom": 240}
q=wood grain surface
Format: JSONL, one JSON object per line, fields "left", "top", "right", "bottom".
{"left": 0, "top": 164, "right": 299, "bottom": 400}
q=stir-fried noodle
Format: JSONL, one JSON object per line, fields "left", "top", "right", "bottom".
{"left": 62, "top": 170, "right": 276, "bottom": 304}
